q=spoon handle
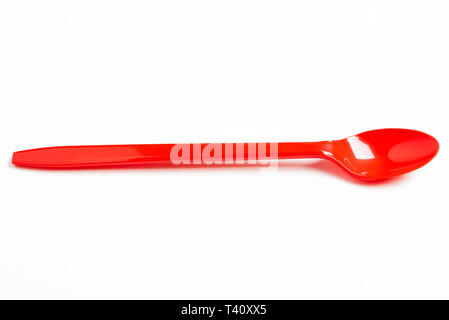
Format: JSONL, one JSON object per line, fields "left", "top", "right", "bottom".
{"left": 12, "top": 142, "right": 330, "bottom": 168}
{"left": 278, "top": 142, "right": 330, "bottom": 159}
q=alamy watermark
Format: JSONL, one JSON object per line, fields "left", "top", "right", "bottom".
{"left": 170, "top": 143, "right": 279, "bottom": 167}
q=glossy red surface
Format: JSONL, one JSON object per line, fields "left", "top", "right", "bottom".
{"left": 326, "top": 129, "right": 439, "bottom": 180}
{"left": 12, "top": 129, "right": 439, "bottom": 180}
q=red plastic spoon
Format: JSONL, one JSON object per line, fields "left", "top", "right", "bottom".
{"left": 12, "top": 128, "right": 438, "bottom": 180}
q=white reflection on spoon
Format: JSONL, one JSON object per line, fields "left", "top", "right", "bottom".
{"left": 347, "top": 136, "right": 375, "bottom": 160}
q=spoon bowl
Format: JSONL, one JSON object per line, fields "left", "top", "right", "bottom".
{"left": 328, "top": 129, "right": 439, "bottom": 180}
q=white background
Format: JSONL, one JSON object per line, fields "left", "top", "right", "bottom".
{"left": 0, "top": 1, "right": 448, "bottom": 299}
